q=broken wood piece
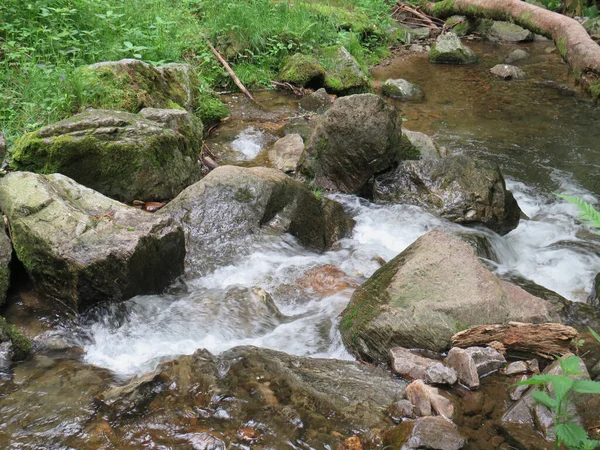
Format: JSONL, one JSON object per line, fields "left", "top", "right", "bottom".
{"left": 395, "top": 1, "right": 443, "bottom": 29}
{"left": 207, "top": 41, "right": 258, "bottom": 105}
{"left": 451, "top": 322, "right": 577, "bottom": 359}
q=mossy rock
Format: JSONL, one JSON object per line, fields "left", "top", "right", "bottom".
{"left": 445, "top": 15, "right": 478, "bottom": 36}
{"left": 73, "top": 59, "right": 200, "bottom": 113}
{"left": 195, "top": 92, "right": 229, "bottom": 127}
{"left": 0, "top": 316, "right": 32, "bottom": 361}
{"left": 0, "top": 230, "right": 11, "bottom": 307}
{"left": 11, "top": 109, "right": 203, "bottom": 203}
{"left": 321, "top": 46, "right": 371, "bottom": 96}
{"left": 429, "top": 32, "right": 478, "bottom": 65}
{"left": 381, "top": 78, "right": 425, "bottom": 101}
{"left": 279, "top": 53, "right": 326, "bottom": 88}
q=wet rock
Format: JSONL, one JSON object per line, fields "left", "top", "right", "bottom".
{"left": 373, "top": 154, "right": 522, "bottom": 235}
{"left": 425, "top": 362, "right": 458, "bottom": 386}
{"left": 97, "top": 346, "right": 407, "bottom": 448}
{"left": 337, "top": 436, "right": 363, "bottom": 450}
{"left": 403, "top": 129, "right": 445, "bottom": 159}
{"left": 406, "top": 380, "right": 432, "bottom": 416}
{"left": 389, "top": 347, "right": 456, "bottom": 385}
{"left": 390, "top": 399, "right": 416, "bottom": 422}
{"left": 501, "top": 423, "right": 553, "bottom": 450}
{"left": 11, "top": 108, "right": 203, "bottom": 203}
{"left": 381, "top": 79, "right": 424, "bottom": 101}
{"left": 268, "top": 134, "right": 304, "bottom": 174}
{"left": 298, "top": 94, "right": 416, "bottom": 193}
{"left": 383, "top": 416, "right": 466, "bottom": 450}
{"left": 446, "top": 16, "right": 478, "bottom": 37}
{"left": 429, "top": 33, "right": 477, "bottom": 65}
{"left": 0, "top": 316, "right": 32, "bottom": 362}
{"left": 297, "top": 264, "right": 358, "bottom": 297}
{"left": 0, "top": 229, "right": 11, "bottom": 307}
{"left": 447, "top": 348, "right": 480, "bottom": 389}
{"left": 455, "top": 230, "right": 500, "bottom": 263}
{"left": 279, "top": 54, "right": 326, "bottom": 88}
{"left": 509, "top": 375, "right": 531, "bottom": 401}
{"left": 340, "top": 231, "right": 561, "bottom": 361}
{"left": 322, "top": 46, "right": 370, "bottom": 95}
{"left": 299, "top": 88, "right": 333, "bottom": 113}
{"left": 0, "top": 132, "right": 5, "bottom": 159}
{"left": 490, "top": 64, "right": 526, "bottom": 80}
{"left": 488, "top": 21, "right": 534, "bottom": 42}
{"left": 464, "top": 346, "right": 506, "bottom": 377}
{"left": 0, "top": 172, "right": 184, "bottom": 313}
{"left": 428, "top": 386, "right": 455, "bottom": 419}
{"left": 75, "top": 59, "right": 201, "bottom": 111}
{"left": 161, "top": 166, "right": 354, "bottom": 274}
{"left": 505, "top": 361, "right": 529, "bottom": 376}
{"left": 505, "top": 49, "right": 529, "bottom": 64}
{"left": 587, "top": 272, "right": 600, "bottom": 311}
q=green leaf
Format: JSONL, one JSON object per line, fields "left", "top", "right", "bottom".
{"left": 517, "top": 374, "right": 561, "bottom": 386}
{"left": 560, "top": 355, "right": 584, "bottom": 375}
{"left": 589, "top": 327, "right": 600, "bottom": 345}
{"left": 556, "top": 194, "right": 600, "bottom": 230}
{"left": 531, "top": 390, "right": 557, "bottom": 409}
{"left": 556, "top": 422, "right": 590, "bottom": 449}
{"left": 572, "top": 380, "right": 600, "bottom": 394}
{"left": 549, "top": 375, "right": 574, "bottom": 404}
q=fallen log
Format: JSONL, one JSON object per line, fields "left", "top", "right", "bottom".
{"left": 451, "top": 322, "right": 578, "bottom": 359}
{"left": 420, "top": 0, "right": 600, "bottom": 101}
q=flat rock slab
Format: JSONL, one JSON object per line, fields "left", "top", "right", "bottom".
{"left": 384, "top": 416, "right": 466, "bottom": 449}
{"left": 0, "top": 172, "right": 185, "bottom": 313}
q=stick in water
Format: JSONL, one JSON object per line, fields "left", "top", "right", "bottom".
{"left": 207, "top": 41, "right": 257, "bottom": 104}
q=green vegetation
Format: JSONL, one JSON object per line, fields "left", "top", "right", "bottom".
{"left": 518, "top": 328, "right": 600, "bottom": 450}
{"left": 1, "top": 0, "right": 394, "bottom": 147}
{"left": 557, "top": 194, "right": 600, "bottom": 234}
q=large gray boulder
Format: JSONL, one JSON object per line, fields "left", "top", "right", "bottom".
{"left": 96, "top": 346, "right": 407, "bottom": 448}
{"left": 298, "top": 94, "right": 418, "bottom": 193}
{"left": 340, "top": 231, "right": 561, "bottom": 362}
{"left": 10, "top": 108, "right": 203, "bottom": 203}
{"left": 0, "top": 172, "right": 185, "bottom": 313}
{"left": 429, "top": 33, "right": 477, "bottom": 65}
{"left": 161, "top": 165, "right": 354, "bottom": 274}
{"left": 373, "top": 154, "right": 522, "bottom": 235}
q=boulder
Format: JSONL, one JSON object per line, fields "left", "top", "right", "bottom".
{"left": 383, "top": 416, "right": 466, "bottom": 450}
{"left": 505, "top": 49, "right": 529, "bottom": 64}
{"left": 490, "top": 64, "right": 526, "bottom": 80}
{"left": 298, "top": 94, "right": 417, "bottom": 193}
{"left": 464, "top": 346, "right": 506, "bottom": 377}
{"left": 74, "top": 59, "right": 200, "bottom": 112}
{"left": 487, "top": 21, "right": 534, "bottom": 42}
{"left": 268, "top": 134, "right": 304, "bottom": 173}
{"left": 446, "top": 348, "right": 480, "bottom": 389}
{"left": 372, "top": 154, "right": 522, "bottom": 235}
{"left": 299, "top": 88, "right": 333, "bottom": 113}
{"left": 0, "top": 230, "right": 11, "bottom": 307}
{"left": 340, "top": 231, "right": 561, "bottom": 361}
{"left": 96, "top": 346, "right": 407, "bottom": 448}
{"left": 429, "top": 33, "right": 477, "bottom": 65}
{"left": 0, "top": 172, "right": 185, "bottom": 313}
{"left": 322, "top": 46, "right": 370, "bottom": 95}
{"left": 10, "top": 109, "right": 203, "bottom": 203}
{"left": 381, "top": 79, "right": 425, "bottom": 101}
{"left": 403, "top": 129, "right": 445, "bottom": 159}
{"left": 279, "top": 54, "right": 326, "bottom": 88}
{"left": 160, "top": 166, "right": 354, "bottom": 274}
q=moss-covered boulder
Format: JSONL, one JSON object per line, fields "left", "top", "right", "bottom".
{"left": 11, "top": 108, "right": 203, "bottom": 203}
{"left": 160, "top": 165, "right": 354, "bottom": 274}
{"left": 298, "top": 94, "right": 418, "bottom": 193}
{"left": 74, "top": 59, "right": 198, "bottom": 112}
{"left": 322, "top": 46, "right": 370, "bottom": 95}
{"left": 0, "top": 230, "right": 11, "bottom": 307}
{"left": 445, "top": 15, "right": 478, "bottom": 37}
{"left": 429, "top": 32, "right": 477, "bottom": 65}
{"left": 195, "top": 92, "right": 230, "bottom": 127}
{"left": 373, "top": 154, "right": 522, "bottom": 235}
{"left": 0, "top": 172, "right": 185, "bottom": 314}
{"left": 402, "top": 129, "right": 445, "bottom": 159}
{"left": 487, "top": 21, "right": 534, "bottom": 42}
{"left": 340, "top": 231, "right": 561, "bottom": 362}
{"left": 279, "top": 53, "right": 326, "bottom": 88}
{"left": 0, "top": 316, "right": 32, "bottom": 362}
{"left": 381, "top": 78, "right": 425, "bottom": 101}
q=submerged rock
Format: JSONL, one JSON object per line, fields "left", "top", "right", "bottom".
{"left": 487, "top": 21, "right": 534, "bottom": 42}
{"left": 268, "top": 133, "right": 304, "bottom": 174}
{"left": 161, "top": 165, "right": 354, "bottom": 274}
{"left": 10, "top": 108, "right": 203, "bottom": 203}
{"left": 298, "top": 94, "right": 417, "bottom": 193}
{"left": 490, "top": 64, "right": 526, "bottom": 80}
{"left": 95, "top": 346, "right": 407, "bottom": 448}
{"left": 373, "top": 154, "right": 522, "bottom": 235}
{"left": 383, "top": 416, "right": 466, "bottom": 450}
{"left": 322, "top": 46, "right": 370, "bottom": 95}
{"left": 505, "top": 49, "right": 529, "bottom": 64}
{"left": 429, "top": 33, "right": 477, "bottom": 65}
{"left": 340, "top": 231, "right": 561, "bottom": 361}
{"left": 299, "top": 87, "right": 333, "bottom": 113}
{"left": 381, "top": 79, "right": 425, "bottom": 101}
{"left": 0, "top": 172, "right": 185, "bottom": 313}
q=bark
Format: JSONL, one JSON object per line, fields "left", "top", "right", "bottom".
{"left": 421, "top": 0, "right": 600, "bottom": 100}
{"left": 451, "top": 322, "right": 578, "bottom": 359}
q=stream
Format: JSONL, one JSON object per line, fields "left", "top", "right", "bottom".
{"left": 2, "top": 39, "right": 600, "bottom": 448}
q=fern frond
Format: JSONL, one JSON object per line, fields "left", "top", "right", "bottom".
{"left": 555, "top": 194, "right": 600, "bottom": 234}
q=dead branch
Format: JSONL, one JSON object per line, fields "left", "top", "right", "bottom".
{"left": 394, "top": 2, "right": 443, "bottom": 29}
{"left": 270, "top": 81, "right": 311, "bottom": 96}
{"left": 207, "top": 41, "right": 258, "bottom": 105}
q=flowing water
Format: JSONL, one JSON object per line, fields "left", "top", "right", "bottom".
{"left": 2, "top": 39, "right": 600, "bottom": 448}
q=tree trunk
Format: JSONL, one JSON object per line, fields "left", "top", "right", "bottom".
{"left": 421, "top": 0, "right": 600, "bottom": 101}
{"left": 451, "top": 322, "right": 578, "bottom": 358}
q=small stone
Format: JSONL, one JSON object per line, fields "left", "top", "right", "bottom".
{"left": 381, "top": 79, "right": 424, "bottom": 101}
{"left": 406, "top": 380, "right": 432, "bottom": 417}
{"left": 424, "top": 362, "right": 458, "bottom": 385}
{"left": 428, "top": 386, "right": 454, "bottom": 419}
{"left": 389, "top": 347, "right": 439, "bottom": 381}
{"left": 527, "top": 359, "right": 540, "bottom": 374}
{"left": 490, "top": 64, "right": 526, "bottom": 80}
{"left": 389, "top": 399, "right": 416, "bottom": 422}
{"left": 446, "top": 348, "right": 480, "bottom": 389}
{"left": 505, "top": 361, "right": 529, "bottom": 376}
{"left": 465, "top": 346, "right": 506, "bottom": 377}
{"left": 505, "top": 49, "right": 529, "bottom": 64}
{"left": 337, "top": 436, "right": 362, "bottom": 450}
{"left": 268, "top": 134, "right": 304, "bottom": 173}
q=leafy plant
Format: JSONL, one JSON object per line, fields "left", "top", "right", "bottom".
{"left": 556, "top": 194, "right": 600, "bottom": 234}
{"left": 517, "top": 328, "right": 600, "bottom": 450}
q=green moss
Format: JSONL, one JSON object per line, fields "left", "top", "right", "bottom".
{"left": 279, "top": 54, "right": 326, "bottom": 87}
{"left": 73, "top": 66, "right": 140, "bottom": 112}
{"left": 313, "top": 137, "right": 329, "bottom": 162}
{"left": 0, "top": 316, "right": 32, "bottom": 361}
{"left": 398, "top": 133, "right": 420, "bottom": 160}
{"left": 235, "top": 187, "right": 254, "bottom": 202}
{"left": 195, "top": 93, "right": 229, "bottom": 127}
{"left": 556, "top": 36, "right": 568, "bottom": 58}
{"left": 589, "top": 80, "right": 600, "bottom": 102}
{"left": 432, "top": 0, "right": 456, "bottom": 17}
{"left": 302, "top": 3, "right": 374, "bottom": 34}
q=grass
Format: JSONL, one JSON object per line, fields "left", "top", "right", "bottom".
{"left": 0, "top": 0, "right": 393, "bottom": 147}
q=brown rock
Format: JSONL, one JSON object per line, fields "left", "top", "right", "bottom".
{"left": 406, "top": 380, "right": 432, "bottom": 417}
{"left": 337, "top": 436, "right": 362, "bottom": 450}
{"left": 446, "top": 348, "right": 480, "bottom": 389}
{"left": 298, "top": 265, "right": 358, "bottom": 297}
